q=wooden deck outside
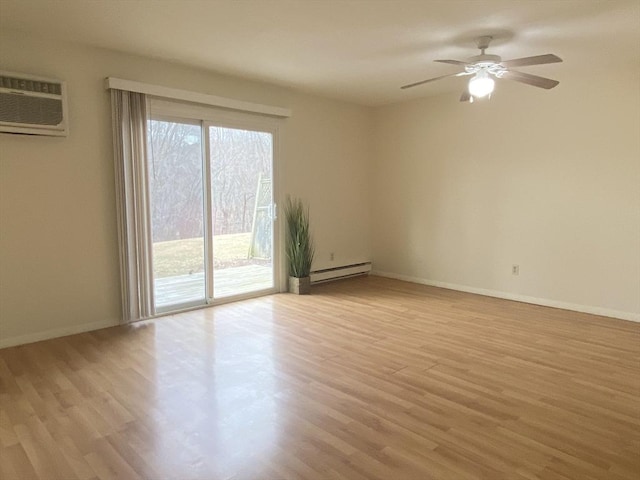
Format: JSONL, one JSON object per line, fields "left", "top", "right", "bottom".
{"left": 154, "top": 263, "right": 273, "bottom": 308}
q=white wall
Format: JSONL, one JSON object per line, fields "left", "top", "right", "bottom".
{"left": 0, "top": 31, "right": 372, "bottom": 346}
{"left": 372, "top": 70, "right": 640, "bottom": 320}
{"left": 283, "top": 94, "right": 372, "bottom": 270}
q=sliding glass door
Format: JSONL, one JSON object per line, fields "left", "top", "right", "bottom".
{"left": 208, "top": 125, "right": 274, "bottom": 299}
{"left": 147, "top": 103, "right": 278, "bottom": 313}
{"left": 148, "top": 119, "right": 206, "bottom": 310}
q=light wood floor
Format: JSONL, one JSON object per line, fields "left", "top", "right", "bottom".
{"left": 1, "top": 276, "right": 638, "bottom": 480}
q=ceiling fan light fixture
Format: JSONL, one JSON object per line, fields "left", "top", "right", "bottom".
{"left": 468, "top": 69, "right": 495, "bottom": 98}
{"left": 400, "top": 36, "right": 562, "bottom": 99}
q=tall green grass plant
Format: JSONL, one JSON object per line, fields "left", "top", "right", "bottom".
{"left": 284, "top": 197, "right": 315, "bottom": 278}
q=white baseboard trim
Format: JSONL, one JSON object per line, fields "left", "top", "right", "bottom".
{"left": 371, "top": 270, "right": 640, "bottom": 323}
{"left": 0, "top": 319, "right": 118, "bottom": 349}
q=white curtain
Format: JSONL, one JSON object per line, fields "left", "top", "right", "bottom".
{"left": 110, "top": 90, "right": 155, "bottom": 323}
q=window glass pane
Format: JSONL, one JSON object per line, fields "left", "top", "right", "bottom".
{"left": 209, "top": 126, "right": 274, "bottom": 298}
{"left": 148, "top": 120, "right": 206, "bottom": 309}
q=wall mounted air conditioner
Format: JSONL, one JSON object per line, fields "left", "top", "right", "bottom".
{"left": 0, "top": 71, "right": 68, "bottom": 136}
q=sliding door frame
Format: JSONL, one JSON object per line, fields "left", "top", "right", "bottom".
{"left": 148, "top": 97, "right": 282, "bottom": 312}
{"left": 203, "top": 119, "right": 279, "bottom": 303}
{"left": 148, "top": 114, "right": 208, "bottom": 314}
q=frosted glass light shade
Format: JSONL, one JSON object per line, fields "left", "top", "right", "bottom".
{"left": 468, "top": 70, "right": 495, "bottom": 98}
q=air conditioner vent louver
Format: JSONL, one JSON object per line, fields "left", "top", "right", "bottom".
{"left": 0, "top": 93, "right": 63, "bottom": 126}
{"left": 0, "top": 71, "right": 68, "bottom": 136}
{"left": 0, "top": 75, "right": 62, "bottom": 95}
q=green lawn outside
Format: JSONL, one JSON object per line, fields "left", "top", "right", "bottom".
{"left": 153, "top": 233, "right": 255, "bottom": 278}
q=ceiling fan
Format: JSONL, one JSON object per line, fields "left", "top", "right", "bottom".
{"left": 401, "top": 36, "right": 562, "bottom": 102}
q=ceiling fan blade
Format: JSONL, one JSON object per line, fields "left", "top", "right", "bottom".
{"left": 503, "top": 70, "right": 559, "bottom": 89}
{"left": 460, "top": 90, "right": 470, "bottom": 102}
{"left": 401, "top": 71, "right": 471, "bottom": 90}
{"left": 435, "top": 59, "right": 468, "bottom": 66}
{"left": 501, "top": 54, "right": 562, "bottom": 68}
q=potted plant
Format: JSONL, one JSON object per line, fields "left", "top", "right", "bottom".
{"left": 284, "top": 196, "right": 315, "bottom": 294}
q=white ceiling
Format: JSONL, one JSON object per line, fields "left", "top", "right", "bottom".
{"left": 1, "top": 0, "right": 639, "bottom": 106}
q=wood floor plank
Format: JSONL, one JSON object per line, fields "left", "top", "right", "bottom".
{"left": 0, "top": 276, "right": 638, "bottom": 479}
{"left": 0, "top": 442, "right": 39, "bottom": 479}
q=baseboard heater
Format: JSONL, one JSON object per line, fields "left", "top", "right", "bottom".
{"left": 310, "top": 262, "right": 372, "bottom": 284}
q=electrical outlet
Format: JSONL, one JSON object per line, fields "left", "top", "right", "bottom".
{"left": 330, "top": 252, "right": 335, "bottom": 261}
{"left": 512, "top": 264, "right": 519, "bottom": 275}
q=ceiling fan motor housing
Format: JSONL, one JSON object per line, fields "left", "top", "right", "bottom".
{"left": 465, "top": 55, "right": 507, "bottom": 78}
{"left": 467, "top": 54, "right": 501, "bottom": 64}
